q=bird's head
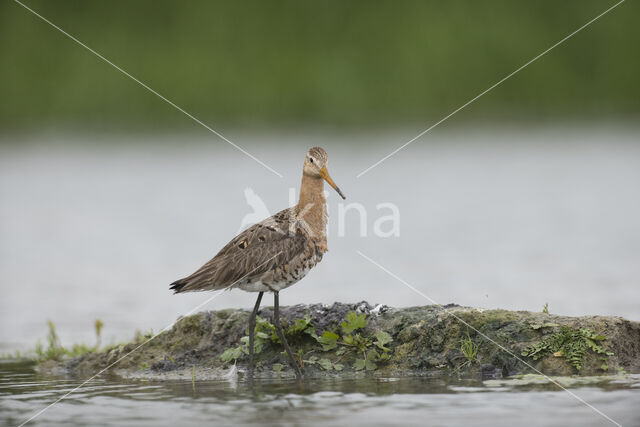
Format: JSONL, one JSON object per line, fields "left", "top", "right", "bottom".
{"left": 303, "top": 147, "right": 346, "bottom": 199}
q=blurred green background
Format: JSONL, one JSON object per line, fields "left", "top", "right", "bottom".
{"left": 1, "top": 0, "right": 638, "bottom": 131}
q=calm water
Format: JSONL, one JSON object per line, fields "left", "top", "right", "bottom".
{"left": 1, "top": 127, "right": 640, "bottom": 425}
{"left": 2, "top": 127, "right": 640, "bottom": 351}
{"left": 1, "top": 360, "right": 639, "bottom": 427}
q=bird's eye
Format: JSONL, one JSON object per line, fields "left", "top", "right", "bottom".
{"left": 309, "top": 157, "right": 314, "bottom": 163}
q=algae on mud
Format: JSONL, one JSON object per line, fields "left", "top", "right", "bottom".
{"left": 40, "top": 302, "right": 640, "bottom": 380}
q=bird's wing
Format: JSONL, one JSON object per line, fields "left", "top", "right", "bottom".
{"left": 170, "top": 208, "right": 308, "bottom": 293}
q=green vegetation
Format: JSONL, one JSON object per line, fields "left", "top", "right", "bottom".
{"left": 0, "top": 318, "right": 149, "bottom": 364}
{"left": 459, "top": 333, "right": 479, "bottom": 368}
{"left": 521, "top": 327, "right": 613, "bottom": 372}
{"left": 542, "top": 303, "right": 549, "bottom": 314}
{"left": 292, "top": 351, "right": 344, "bottom": 372}
{"left": 31, "top": 320, "right": 105, "bottom": 362}
{"left": 22, "top": 305, "right": 637, "bottom": 379}
{"left": 222, "top": 315, "right": 287, "bottom": 363}
{"left": 95, "top": 319, "right": 104, "bottom": 348}
{"left": 220, "top": 310, "right": 393, "bottom": 371}
{"left": 281, "top": 315, "right": 317, "bottom": 344}
{"left": 220, "top": 314, "right": 317, "bottom": 363}
{"left": 1, "top": 0, "right": 639, "bottom": 131}
{"left": 134, "top": 329, "right": 155, "bottom": 343}
{"left": 315, "top": 311, "right": 393, "bottom": 371}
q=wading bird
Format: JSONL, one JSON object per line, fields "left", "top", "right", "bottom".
{"left": 170, "top": 147, "right": 345, "bottom": 379}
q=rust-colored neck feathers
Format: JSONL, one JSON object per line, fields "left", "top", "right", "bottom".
{"left": 296, "top": 172, "right": 327, "bottom": 244}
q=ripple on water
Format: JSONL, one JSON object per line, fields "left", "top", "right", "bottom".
{"left": 1, "top": 363, "right": 640, "bottom": 426}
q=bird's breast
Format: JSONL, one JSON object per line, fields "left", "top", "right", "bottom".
{"left": 237, "top": 245, "right": 324, "bottom": 293}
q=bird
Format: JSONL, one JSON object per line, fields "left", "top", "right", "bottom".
{"left": 170, "top": 147, "right": 345, "bottom": 379}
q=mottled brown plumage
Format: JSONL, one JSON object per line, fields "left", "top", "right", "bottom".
{"left": 169, "top": 147, "right": 345, "bottom": 379}
{"left": 169, "top": 208, "right": 310, "bottom": 293}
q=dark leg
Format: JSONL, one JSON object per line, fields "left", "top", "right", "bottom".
{"left": 273, "top": 291, "right": 303, "bottom": 379}
{"left": 248, "top": 291, "right": 264, "bottom": 378}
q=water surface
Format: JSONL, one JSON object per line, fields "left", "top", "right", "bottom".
{"left": 1, "top": 126, "right": 639, "bottom": 351}
{"left": 1, "top": 361, "right": 639, "bottom": 426}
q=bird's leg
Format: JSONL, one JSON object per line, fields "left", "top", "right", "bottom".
{"left": 248, "top": 291, "right": 264, "bottom": 379}
{"left": 273, "top": 291, "right": 303, "bottom": 379}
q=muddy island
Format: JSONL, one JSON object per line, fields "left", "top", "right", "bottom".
{"left": 41, "top": 302, "right": 640, "bottom": 381}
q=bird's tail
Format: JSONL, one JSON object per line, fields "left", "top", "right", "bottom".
{"left": 169, "top": 278, "right": 189, "bottom": 294}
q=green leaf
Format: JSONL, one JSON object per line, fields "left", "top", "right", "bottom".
{"left": 316, "top": 331, "right": 339, "bottom": 351}
{"left": 318, "top": 358, "right": 333, "bottom": 370}
{"left": 521, "top": 326, "right": 613, "bottom": 373}
{"left": 293, "top": 318, "right": 307, "bottom": 329}
{"left": 342, "top": 334, "right": 354, "bottom": 345}
{"left": 354, "top": 358, "right": 366, "bottom": 371}
{"left": 306, "top": 355, "right": 318, "bottom": 364}
{"left": 336, "top": 347, "right": 347, "bottom": 356}
{"left": 374, "top": 331, "right": 393, "bottom": 351}
{"left": 530, "top": 322, "right": 560, "bottom": 330}
{"left": 240, "top": 335, "right": 265, "bottom": 354}
{"left": 341, "top": 311, "right": 367, "bottom": 334}
{"left": 334, "top": 363, "right": 344, "bottom": 371}
{"left": 220, "top": 346, "right": 243, "bottom": 363}
{"left": 365, "top": 358, "right": 377, "bottom": 371}
{"left": 377, "top": 352, "right": 391, "bottom": 361}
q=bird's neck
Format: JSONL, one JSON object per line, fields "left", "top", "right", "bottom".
{"left": 296, "top": 173, "right": 328, "bottom": 243}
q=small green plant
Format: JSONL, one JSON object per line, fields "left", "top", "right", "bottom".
{"left": 220, "top": 316, "right": 278, "bottom": 363}
{"left": 521, "top": 327, "right": 613, "bottom": 372}
{"left": 219, "top": 311, "right": 393, "bottom": 371}
{"left": 459, "top": 333, "right": 479, "bottom": 367}
{"left": 600, "top": 360, "right": 608, "bottom": 372}
{"left": 542, "top": 303, "right": 549, "bottom": 314}
{"left": 221, "top": 313, "right": 319, "bottom": 364}
{"left": 301, "top": 355, "right": 344, "bottom": 371}
{"left": 284, "top": 315, "right": 316, "bottom": 340}
{"left": 134, "top": 329, "right": 154, "bottom": 344}
{"left": 95, "top": 319, "right": 104, "bottom": 348}
{"left": 28, "top": 319, "right": 107, "bottom": 362}
{"left": 314, "top": 311, "right": 393, "bottom": 371}
{"left": 33, "top": 320, "right": 95, "bottom": 361}
{"left": 341, "top": 311, "right": 367, "bottom": 333}
{"left": 35, "top": 320, "right": 64, "bottom": 361}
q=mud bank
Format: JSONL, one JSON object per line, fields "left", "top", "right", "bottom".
{"left": 42, "top": 302, "right": 640, "bottom": 380}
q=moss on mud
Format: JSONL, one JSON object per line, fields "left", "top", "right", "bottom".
{"left": 42, "top": 303, "right": 640, "bottom": 380}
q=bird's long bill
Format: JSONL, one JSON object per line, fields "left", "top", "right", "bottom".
{"left": 320, "top": 165, "right": 346, "bottom": 199}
